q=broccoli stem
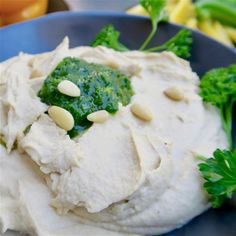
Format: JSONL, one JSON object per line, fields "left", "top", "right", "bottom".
{"left": 221, "top": 101, "right": 233, "bottom": 150}
{"left": 140, "top": 24, "right": 157, "bottom": 50}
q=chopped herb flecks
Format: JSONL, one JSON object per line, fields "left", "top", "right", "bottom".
{"left": 38, "top": 57, "right": 133, "bottom": 137}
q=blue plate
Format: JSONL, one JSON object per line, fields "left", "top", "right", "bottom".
{"left": 0, "top": 11, "right": 235, "bottom": 236}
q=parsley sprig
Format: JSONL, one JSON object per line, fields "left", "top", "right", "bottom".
{"left": 90, "top": 0, "right": 192, "bottom": 59}
{"left": 139, "top": 0, "right": 167, "bottom": 50}
{"left": 144, "top": 29, "right": 193, "bottom": 58}
{"left": 198, "top": 149, "right": 236, "bottom": 208}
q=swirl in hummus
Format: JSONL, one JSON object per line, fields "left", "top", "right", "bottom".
{"left": 0, "top": 37, "right": 227, "bottom": 236}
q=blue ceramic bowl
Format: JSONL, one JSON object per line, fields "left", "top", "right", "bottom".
{"left": 0, "top": 12, "right": 235, "bottom": 236}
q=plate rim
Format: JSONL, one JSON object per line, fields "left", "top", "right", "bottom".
{"left": 0, "top": 11, "right": 236, "bottom": 57}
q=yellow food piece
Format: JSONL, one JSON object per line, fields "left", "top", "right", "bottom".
{"left": 198, "top": 20, "right": 218, "bottom": 38}
{"left": 1, "top": 0, "right": 48, "bottom": 26}
{"left": 126, "top": 1, "right": 235, "bottom": 47}
{"left": 166, "top": 0, "right": 179, "bottom": 13}
{"left": 126, "top": 5, "right": 148, "bottom": 16}
{"left": 199, "top": 20, "right": 233, "bottom": 46}
{"left": 169, "top": 0, "right": 195, "bottom": 24}
{"left": 213, "top": 22, "right": 233, "bottom": 46}
{"left": 225, "top": 26, "right": 236, "bottom": 43}
{"left": 185, "top": 18, "right": 198, "bottom": 29}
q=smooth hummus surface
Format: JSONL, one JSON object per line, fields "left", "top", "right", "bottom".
{"left": 0, "top": 38, "right": 227, "bottom": 236}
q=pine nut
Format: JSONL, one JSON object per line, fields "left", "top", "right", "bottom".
{"left": 164, "top": 86, "right": 184, "bottom": 101}
{"left": 130, "top": 102, "right": 153, "bottom": 121}
{"left": 48, "top": 106, "right": 74, "bottom": 131}
{"left": 87, "top": 110, "right": 109, "bottom": 123}
{"left": 57, "top": 80, "right": 81, "bottom": 97}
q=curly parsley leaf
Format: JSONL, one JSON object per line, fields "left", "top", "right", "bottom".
{"left": 198, "top": 149, "right": 236, "bottom": 208}
{"left": 199, "top": 65, "right": 236, "bottom": 149}
{"left": 90, "top": 24, "right": 129, "bottom": 52}
{"left": 145, "top": 29, "right": 192, "bottom": 58}
{"left": 139, "top": 0, "right": 167, "bottom": 50}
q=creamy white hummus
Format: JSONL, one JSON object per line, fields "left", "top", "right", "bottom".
{"left": 0, "top": 37, "right": 228, "bottom": 236}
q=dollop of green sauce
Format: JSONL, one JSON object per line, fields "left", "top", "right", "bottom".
{"left": 38, "top": 57, "right": 133, "bottom": 137}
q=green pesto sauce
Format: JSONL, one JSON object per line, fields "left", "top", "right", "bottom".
{"left": 38, "top": 57, "right": 133, "bottom": 137}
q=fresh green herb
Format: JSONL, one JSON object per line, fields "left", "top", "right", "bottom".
{"left": 139, "top": 0, "right": 167, "bottom": 50}
{"left": 38, "top": 57, "right": 133, "bottom": 137}
{"left": 198, "top": 149, "right": 236, "bottom": 208}
{"left": 12, "top": 140, "right": 17, "bottom": 151}
{"left": 90, "top": 0, "right": 192, "bottom": 59}
{"left": 91, "top": 25, "right": 192, "bottom": 59}
{"left": 199, "top": 64, "right": 236, "bottom": 149}
{"left": 144, "top": 29, "right": 192, "bottom": 58}
{"left": 23, "top": 125, "right": 32, "bottom": 135}
{"left": 195, "top": 0, "right": 236, "bottom": 28}
{"left": 0, "top": 134, "right": 6, "bottom": 148}
{"left": 0, "top": 135, "right": 17, "bottom": 150}
{"left": 90, "top": 24, "right": 128, "bottom": 51}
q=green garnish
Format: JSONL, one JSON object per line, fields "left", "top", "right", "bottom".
{"left": 198, "top": 149, "right": 236, "bottom": 208}
{"left": 195, "top": 0, "right": 236, "bottom": 28}
{"left": 90, "top": 0, "right": 192, "bottom": 59}
{"left": 91, "top": 26, "right": 192, "bottom": 59}
{"left": 0, "top": 134, "right": 6, "bottom": 148}
{"left": 139, "top": 0, "right": 167, "bottom": 50}
{"left": 144, "top": 29, "right": 193, "bottom": 58}
{"left": 199, "top": 65, "right": 236, "bottom": 207}
{"left": 199, "top": 64, "right": 236, "bottom": 150}
{"left": 38, "top": 57, "right": 133, "bottom": 137}
{"left": 90, "top": 24, "right": 129, "bottom": 52}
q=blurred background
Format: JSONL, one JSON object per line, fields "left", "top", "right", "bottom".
{"left": 0, "top": 0, "right": 235, "bottom": 47}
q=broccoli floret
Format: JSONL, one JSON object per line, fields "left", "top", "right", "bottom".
{"left": 199, "top": 64, "right": 236, "bottom": 149}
